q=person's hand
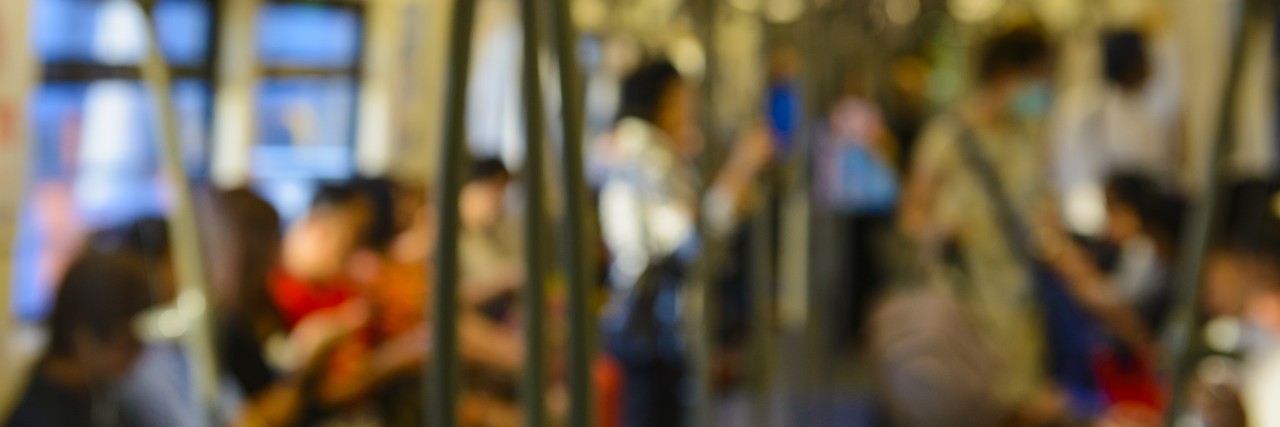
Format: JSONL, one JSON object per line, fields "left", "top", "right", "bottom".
{"left": 459, "top": 312, "right": 524, "bottom": 372}
{"left": 1032, "top": 203, "right": 1074, "bottom": 262}
{"left": 732, "top": 121, "right": 775, "bottom": 174}
{"left": 290, "top": 300, "right": 371, "bottom": 369}
{"left": 370, "top": 324, "right": 432, "bottom": 376}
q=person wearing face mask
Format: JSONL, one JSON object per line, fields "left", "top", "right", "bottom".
{"left": 896, "top": 24, "right": 1062, "bottom": 424}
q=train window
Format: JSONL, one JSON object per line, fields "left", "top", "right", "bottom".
{"left": 33, "top": 0, "right": 212, "bottom": 66}
{"left": 30, "top": 0, "right": 213, "bottom": 181}
{"left": 254, "top": 77, "right": 358, "bottom": 177}
{"left": 29, "top": 80, "right": 210, "bottom": 185}
{"left": 257, "top": 3, "right": 362, "bottom": 69}
{"left": 15, "top": 0, "right": 214, "bottom": 321}
{"left": 251, "top": 2, "right": 364, "bottom": 220}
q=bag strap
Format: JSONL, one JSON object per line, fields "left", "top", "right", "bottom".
{"left": 953, "top": 117, "right": 1034, "bottom": 264}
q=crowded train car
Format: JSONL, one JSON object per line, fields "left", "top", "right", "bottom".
{"left": 0, "top": 0, "right": 1278, "bottom": 426}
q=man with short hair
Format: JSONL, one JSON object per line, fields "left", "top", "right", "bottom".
{"left": 6, "top": 252, "right": 154, "bottom": 427}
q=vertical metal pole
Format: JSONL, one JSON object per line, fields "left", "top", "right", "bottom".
{"left": 0, "top": 0, "right": 35, "bottom": 412}
{"left": 693, "top": 0, "right": 723, "bottom": 178}
{"left": 793, "top": 6, "right": 827, "bottom": 424}
{"left": 688, "top": 0, "right": 719, "bottom": 425}
{"left": 1165, "top": 0, "right": 1270, "bottom": 424}
{"left": 749, "top": 180, "right": 776, "bottom": 427}
{"left": 547, "top": 0, "right": 594, "bottom": 425}
{"left": 518, "top": 0, "right": 549, "bottom": 423}
{"left": 137, "top": 1, "right": 218, "bottom": 422}
{"left": 429, "top": 0, "right": 478, "bottom": 424}
{"left": 685, "top": 243, "right": 721, "bottom": 427}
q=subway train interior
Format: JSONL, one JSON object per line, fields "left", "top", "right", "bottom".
{"left": 1, "top": 0, "right": 1280, "bottom": 426}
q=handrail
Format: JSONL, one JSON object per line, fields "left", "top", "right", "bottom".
{"left": 428, "top": 0, "right": 479, "bottom": 423}
{"left": 137, "top": 1, "right": 220, "bottom": 423}
{"left": 687, "top": 0, "right": 721, "bottom": 424}
{"left": 518, "top": 0, "right": 550, "bottom": 423}
{"left": 1165, "top": 0, "right": 1272, "bottom": 423}
{"left": 748, "top": 175, "right": 776, "bottom": 427}
{"left": 547, "top": 0, "right": 596, "bottom": 423}
{"left": 0, "top": 0, "right": 35, "bottom": 416}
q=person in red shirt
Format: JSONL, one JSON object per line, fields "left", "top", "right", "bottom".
{"left": 271, "top": 184, "right": 371, "bottom": 330}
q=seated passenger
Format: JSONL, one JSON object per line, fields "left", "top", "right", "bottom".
{"left": 89, "top": 218, "right": 204, "bottom": 427}
{"left": 200, "top": 188, "right": 316, "bottom": 427}
{"left": 271, "top": 184, "right": 371, "bottom": 330}
{"left": 459, "top": 159, "right": 524, "bottom": 320}
{"left": 301, "top": 179, "right": 522, "bottom": 426}
{"left": 5, "top": 252, "right": 154, "bottom": 427}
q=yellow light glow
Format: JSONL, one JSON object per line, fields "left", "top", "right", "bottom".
{"left": 948, "top": 0, "right": 1003, "bottom": 23}
{"left": 886, "top": 0, "right": 921, "bottom": 26}
{"left": 764, "top": 0, "right": 804, "bottom": 23}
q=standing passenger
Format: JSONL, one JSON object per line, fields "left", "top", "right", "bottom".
{"left": 896, "top": 24, "right": 1061, "bottom": 424}
{"left": 599, "top": 61, "right": 773, "bottom": 426}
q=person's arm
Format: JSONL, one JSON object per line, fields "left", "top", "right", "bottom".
{"left": 703, "top": 123, "right": 774, "bottom": 236}
{"left": 313, "top": 325, "right": 430, "bottom": 407}
{"left": 1037, "top": 223, "right": 1155, "bottom": 354}
{"left": 311, "top": 311, "right": 520, "bottom": 408}
{"left": 898, "top": 119, "right": 952, "bottom": 244}
{"left": 899, "top": 162, "right": 939, "bottom": 242}
{"left": 458, "top": 266, "right": 523, "bottom": 308}
{"left": 458, "top": 311, "right": 523, "bottom": 373}
{"left": 231, "top": 380, "right": 304, "bottom": 427}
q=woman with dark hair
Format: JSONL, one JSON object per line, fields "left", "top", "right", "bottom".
{"left": 208, "top": 189, "right": 289, "bottom": 396}
{"left": 599, "top": 60, "right": 774, "bottom": 425}
{"left": 195, "top": 188, "right": 311, "bottom": 427}
{"left": 202, "top": 188, "right": 377, "bottom": 426}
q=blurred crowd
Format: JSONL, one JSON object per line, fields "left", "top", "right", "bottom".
{"left": 6, "top": 11, "right": 1280, "bottom": 427}
{"left": 7, "top": 170, "right": 533, "bottom": 426}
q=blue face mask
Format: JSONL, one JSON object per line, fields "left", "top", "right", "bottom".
{"left": 1009, "top": 81, "right": 1053, "bottom": 121}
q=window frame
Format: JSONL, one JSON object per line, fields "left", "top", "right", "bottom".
{"left": 250, "top": 0, "right": 367, "bottom": 179}
{"left": 36, "top": 0, "right": 221, "bottom": 178}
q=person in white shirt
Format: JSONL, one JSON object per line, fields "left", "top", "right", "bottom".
{"left": 1051, "top": 28, "right": 1182, "bottom": 236}
{"left": 598, "top": 60, "right": 772, "bottom": 426}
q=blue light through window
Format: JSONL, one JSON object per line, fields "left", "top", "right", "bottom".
{"left": 257, "top": 3, "right": 361, "bottom": 69}
{"left": 32, "top": 0, "right": 211, "bottom": 66}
